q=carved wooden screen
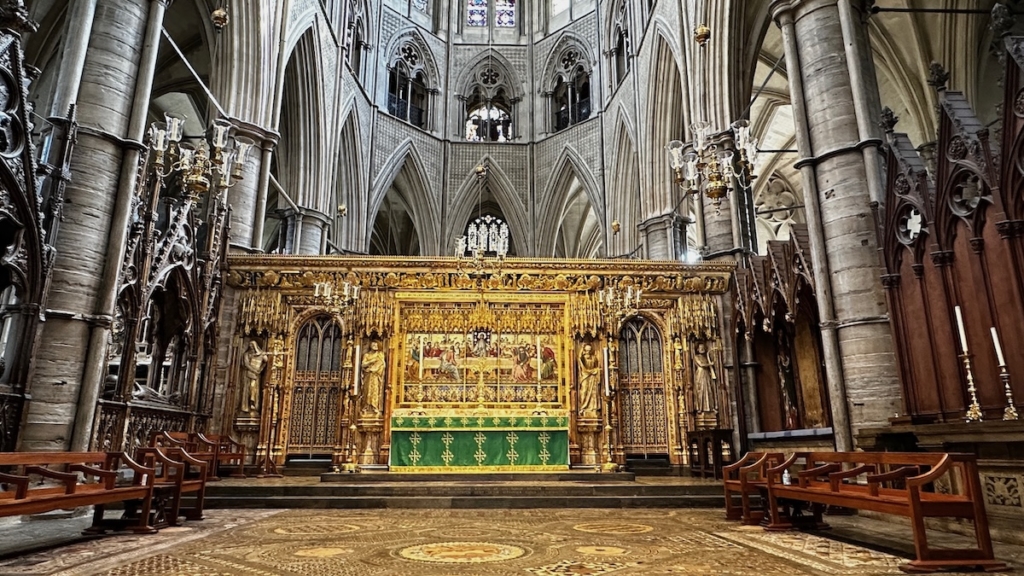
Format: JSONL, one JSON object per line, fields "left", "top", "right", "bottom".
{"left": 618, "top": 317, "right": 668, "bottom": 455}
{"left": 289, "top": 316, "right": 344, "bottom": 456}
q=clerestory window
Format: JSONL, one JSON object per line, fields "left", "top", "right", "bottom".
{"left": 387, "top": 43, "right": 432, "bottom": 130}
{"left": 467, "top": 0, "right": 516, "bottom": 28}
{"left": 462, "top": 65, "right": 516, "bottom": 142}
{"left": 550, "top": 50, "right": 591, "bottom": 132}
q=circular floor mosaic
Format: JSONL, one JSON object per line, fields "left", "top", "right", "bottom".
{"left": 398, "top": 541, "right": 526, "bottom": 563}
{"left": 573, "top": 522, "right": 654, "bottom": 534}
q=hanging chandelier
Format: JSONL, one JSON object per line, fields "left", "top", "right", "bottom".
{"left": 666, "top": 24, "right": 760, "bottom": 215}
{"left": 148, "top": 116, "right": 255, "bottom": 203}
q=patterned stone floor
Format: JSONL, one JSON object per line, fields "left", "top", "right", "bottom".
{"left": 2, "top": 508, "right": 1022, "bottom": 576}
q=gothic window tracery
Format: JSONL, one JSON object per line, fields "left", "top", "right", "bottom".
{"left": 618, "top": 318, "right": 668, "bottom": 455}
{"left": 549, "top": 49, "right": 591, "bottom": 132}
{"left": 610, "top": 1, "right": 630, "bottom": 86}
{"left": 467, "top": 0, "right": 516, "bottom": 29}
{"left": 290, "top": 316, "right": 343, "bottom": 452}
{"left": 463, "top": 66, "right": 515, "bottom": 142}
{"left": 754, "top": 175, "right": 804, "bottom": 255}
{"left": 387, "top": 42, "right": 432, "bottom": 130}
{"left": 343, "top": 0, "right": 366, "bottom": 78}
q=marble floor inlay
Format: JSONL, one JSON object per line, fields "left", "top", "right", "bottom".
{"left": 0, "top": 508, "right": 1020, "bottom": 576}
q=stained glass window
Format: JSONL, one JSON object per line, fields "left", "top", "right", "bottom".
{"left": 467, "top": 0, "right": 487, "bottom": 26}
{"left": 496, "top": 0, "right": 515, "bottom": 27}
{"left": 412, "top": 0, "right": 427, "bottom": 11}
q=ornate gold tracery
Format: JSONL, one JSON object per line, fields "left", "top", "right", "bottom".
{"left": 225, "top": 256, "right": 733, "bottom": 468}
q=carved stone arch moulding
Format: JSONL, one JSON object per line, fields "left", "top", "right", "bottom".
{"left": 542, "top": 32, "right": 595, "bottom": 90}
{"left": 387, "top": 30, "right": 439, "bottom": 86}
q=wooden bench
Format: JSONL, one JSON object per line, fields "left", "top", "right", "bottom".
{"left": 0, "top": 452, "right": 157, "bottom": 535}
{"left": 723, "top": 451, "right": 782, "bottom": 525}
{"left": 195, "top": 433, "right": 246, "bottom": 478}
{"left": 151, "top": 431, "right": 219, "bottom": 482}
{"left": 765, "top": 451, "right": 1006, "bottom": 573}
{"left": 136, "top": 447, "right": 207, "bottom": 527}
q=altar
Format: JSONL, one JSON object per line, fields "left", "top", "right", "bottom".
{"left": 225, "top": 256, "right": 735, "bottom": 472}
{"left": 389, "top": 409, "right": 570, "bottom": 471}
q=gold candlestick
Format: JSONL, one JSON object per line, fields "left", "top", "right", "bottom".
{"left": 1000, "top": 366, "right": 1019, "bottom": 421}
{"left": 961, "top": 354, "right": 983, "bottom": 422}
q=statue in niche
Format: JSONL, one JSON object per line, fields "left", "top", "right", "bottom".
{"left": 577, "top": 343, "right": 602, "bottom": 417}
{"left": 692, "top": 341, "right": 718, "bottom": 413}
{"left": 238, "top": 340, "right": 267, "bottom": 416}
{"left": 361, "top": 341, "right": 386, "bottom": 415}
{"left": 776, "top": 333, "right": 800, "bottom": 430}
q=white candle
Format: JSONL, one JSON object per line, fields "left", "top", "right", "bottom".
{"left": 991, "top": 327, "right": 1006, "bottom": 367}
{"left": 954, "top": 306, "right": 969, "bottom": 354}
{"left": 603, "top": 346, "right": 611, "bottom": 397}
{"left": 353, "top": 344, "right": 361, "bottom": 396}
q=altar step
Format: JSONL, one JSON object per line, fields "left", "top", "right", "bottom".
{"left": 203, "top": 480, "right": 724, "bottom": 509}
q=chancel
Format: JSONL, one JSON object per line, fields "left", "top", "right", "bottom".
{"left": 1, "top": 0, "right": 1023, "bottom": 574}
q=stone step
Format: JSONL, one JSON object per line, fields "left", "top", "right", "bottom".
{"left": 320, "top": 472, "right": 636, "bottom": 483}
{"left": 202, "top": 494, "right": 724, "bottom": 509}
{"left": 204, "top": 483, "right": 722, "bottom": 498}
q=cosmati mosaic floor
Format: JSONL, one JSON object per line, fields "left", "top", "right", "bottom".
{"left": 0, "top": 508, "right": 1017, "bottom": 576}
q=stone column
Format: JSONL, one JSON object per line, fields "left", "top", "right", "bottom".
{"left": 48, "top": 0, "right": 98, "bottom": 117}
{"left": 23, "top": 0, "right": 167, "bottom": 451}
{"left": 771, "top": 0, "right": 900, "bottom": 448}
{"left": 227, "top": 121, "right": 278, "bottom": 253}
{"left": 638, "top": 213, "right": 684, "bottom": 260}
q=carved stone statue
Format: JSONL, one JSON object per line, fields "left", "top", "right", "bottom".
{"left": 361, "top": 341, "right": 386, "bottom": 415}
{"left": 238, "top": 340, "right": 267, "bottom": 416}
{"left": 577, "top": 343, "right": 602, "bottom": 417}
{"left": 692, "top": 342, "right": 717, "bottom": 413}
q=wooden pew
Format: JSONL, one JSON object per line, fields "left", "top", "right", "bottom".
{"left": 135, "top": 447, "right": 207, "bottom": 527}
{"left": 722, "top": 451, "right": 782, "bottom": 524}
{"left": 0, "top": 452, "right": 157, "bottom": 535}
{"left": 765, "top": 451, "right": 1006, "bottom": 573}
{"left": 195, "top": 433, "right": 246, "bottom": 478}
{"left": 151, "top": 431, "right": 219, "bottom": 482}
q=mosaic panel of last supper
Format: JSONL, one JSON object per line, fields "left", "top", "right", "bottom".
{"left": 397, "top": 300, "right": 566, "bottom": 408}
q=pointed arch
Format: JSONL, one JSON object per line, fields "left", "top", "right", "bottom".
{"left": 537, "top": 147, "right": 605, "bottom": 257}
{"left": 642, "top": 32, "right": 685, "bottom": 220}
{"left": 542, "top": 31, "right": 598, "bottom": 88}
{"left": 332, "top": 107, "right": 367, "bottom": 252}
{"left": 368, "top": 141, "right": 440, "bottom": 254}
{"left": 278, "top": 27, "right": 329, "bottom": 214}
{"left": 446, "top": 158, "right": 531, "bottom": 255}
{"left": 454, "top": 50, "right": 525, "bottom": 99}
{"left": 383, "top": 27, "right": 441, "bottom": 87}
{"left": 608, "top": 111, "right": 641, "bottom": 257}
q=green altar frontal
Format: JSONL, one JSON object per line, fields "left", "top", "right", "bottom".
{"left": 389, "top": 410, "right": 571, "bottom": 472}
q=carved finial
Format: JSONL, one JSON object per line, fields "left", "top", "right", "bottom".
{"left": 0, "top": 0, "right": 36, "bottom": 33}
{"left": 991, "top": 3, "right": 1015, "bottom": 38}
{"left": 927, "top": 61, "right": 950, "bottom": 91}
{"left": 880, "top": 107, "right": 899, "bottom": 133}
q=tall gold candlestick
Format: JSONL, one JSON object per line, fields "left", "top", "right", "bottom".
{"left": 1000, "top": 366, "right": 1019, "bottom": 421}
{"left": 961, "top": 353, "right": 983, "bottom": 422}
